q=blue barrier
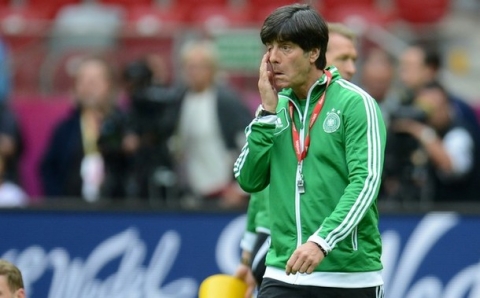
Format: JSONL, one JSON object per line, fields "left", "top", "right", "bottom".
{"left": 0, "top": 210, "right": 479, "bottom": 298}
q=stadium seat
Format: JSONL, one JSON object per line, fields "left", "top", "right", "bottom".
{"left": 248, "top": 0, "right": 303, "bottom": 24}
{"left": 190, "top": 5, "right": 252, "bottom": 30}
{"left": 125, "top": 4, "right": 187, "bottom": 36}
{"left": 0, "top": 5, "right": 51, "bottom": 94}
{"left": 394, "top": 0, "right": 450, "bottom": 24}
{"left": 0, "top": 5, "right": 51, "bottom": 49}
{"left": 324, "top": 3, "right": 395, "bottom": 28}
{"left": 27, "top": 0, "right": 82, "bottom": 18}
{"left": 247, "top": 0, "right": 301, "bottom": 6}
{"left": 321, "top": 0, "right": 375, "bottom": 9}
{"left": 121, "top": 5, "right": 183, "bottom": 80}
{"left": 172, "top": 0, "right": 228, "bottom": 7}
{"left": 99, "top": 0, "right": 152, "bottom": 10}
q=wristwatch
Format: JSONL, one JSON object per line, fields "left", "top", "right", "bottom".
{"left": 255, "top": 105, "right": 276, "bottom": 117}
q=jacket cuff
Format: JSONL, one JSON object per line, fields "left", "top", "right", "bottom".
{"left": 307, "top": 235, "right": 332, "bottom": 254}
{"left": 240, "top": 231, "right": 258, "bottom": 252}
{"left": 254, "top": 115, "right": 277, "bottom": 125}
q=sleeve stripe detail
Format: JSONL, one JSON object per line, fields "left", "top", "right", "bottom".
{"left": 233, "top": 122, "right": 253, "bottom": 178}
{"left": 323, "top": 80, "right": 383, "bottom": 248}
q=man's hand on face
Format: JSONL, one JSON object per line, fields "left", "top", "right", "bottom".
{"left": 258, "top": 52, "right": 278, "bottom": 113}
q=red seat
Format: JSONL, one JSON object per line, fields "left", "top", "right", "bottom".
{"left": 172, "top": 0, "right": 228, "bottom": 7}
{"left": 321, "top": 0, "right": 375, "bottom": 8}
{"left": 99, "top": 0, "right": 152, "bottom": 10}
{"left": 394, "top": 0, "right": 450, "bottom": 24}
{"left": 28, "top": 0, "right": 82, "bottom": 18}
{"left": 0, "top": 5, "right": 51, "bottom": 94}
{"left": 0, "top": 5, "right": 51, "bottom": 48}
{"left": 248, "top": 0, "right": 308, "bottom": 24}
{"left": 190, "top": 5, "right": 252, "bottom": 30}
{"left": 247, "top": 0, "right": 301, "bottom": 7}
{"left": 121, "top": 5, "right": 182, "bottom": 79}
{"left": 324, "top": 4, "right": 395, "bottom": 28}
{"left": 125, "top": 5, "right": 187, "bottom": 36}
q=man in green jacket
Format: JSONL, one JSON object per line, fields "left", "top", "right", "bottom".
{"left": 233, "top": 4, "right": 386, "bottom": 297}
{"left": 235, "top": 21, "right": 362, "bottom": 297}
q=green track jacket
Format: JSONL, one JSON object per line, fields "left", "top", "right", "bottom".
{"left": 234, "top": 67, "right": 386, "bottom": 288}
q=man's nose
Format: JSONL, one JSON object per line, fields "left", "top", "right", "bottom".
{"left": 346, "top": 60, "right": 356, "bottom": 78}
{"left": 269, "top": 47, "right": 280, "bottom": 63}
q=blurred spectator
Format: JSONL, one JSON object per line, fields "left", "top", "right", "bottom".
{"left": 325, "top": 23, "right": 357, "bottom": 81}
{"left": 384, "top": 43, "right": 480, "bottom": 203}
{"left": 0, "top": 39, "right": 24, "bottom": 185}
{"left": 391, "top": 82, "right": 480, "bottom": 202}
{"left": 40, "top": 56, "right": 122, "bottom": 202}
{"left": 360, "top": 47, "right": 402, "bottom": 202}
{"left": 109, "top": 56, "right": 178, "bottom": 201}
{"left": 0, "top": 38, "right": 11, "bottom": 103}
{"left": 0, "top": 103, "right": 24, "bottom": 185}
{"left": 172, "top": 39, "right": 252, "bottom": 208}
{"left": 360, "top": 47, "right": 400, "bottom": 126}
{"left": 399, "top": 43, "right": 480, "bottom": 136}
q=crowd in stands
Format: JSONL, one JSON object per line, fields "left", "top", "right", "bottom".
{"left": 0, "top": 0, "right": 479, "bottom": 208}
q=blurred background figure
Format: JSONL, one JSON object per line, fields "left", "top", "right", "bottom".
{"left": 383, "top": 43, "right": 480, "bottom": 203}
{"left": 0, "top": 38, "right": 24, "bottom": 186}
{"left": 398, "top": 43, "right": 480, "bottom": 134}
{"left": 359, "top": 46, "right": 401, "bottom": 202}
{"left": 360, "top": 46, "right": 400, "bottom": 126}
{"left": 0, "top": 38, "right": 11, "bottom": 106}
{"left": 173, "top": 39, "right": 252, "bottom": 209}
{"left": 391, "top": 82, "right": 480, "bottom": 202}
{"left": 40, "top": 56, "right": 122, "bottom": 202}
{"left": 325, "top": 23, "right": 357, "bottom": 81}
{"left": 112, "top": 54, "right": 178, "bottom": 202}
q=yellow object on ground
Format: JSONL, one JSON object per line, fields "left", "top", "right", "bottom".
{"left": 199, "top": 274, "right": 247, "bottom": 298}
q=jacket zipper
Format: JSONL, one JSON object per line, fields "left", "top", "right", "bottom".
{"left": 290, "top": 80, "right": 321, "bottom": 248}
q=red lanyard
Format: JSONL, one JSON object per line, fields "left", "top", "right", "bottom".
{"left": 289, "top": 70, "right": 332, "bottom": 163}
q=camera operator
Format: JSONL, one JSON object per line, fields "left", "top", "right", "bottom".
{"left": 390, "top": 81, "right": 480, "bottom": 203}
{"left": 98, "top": 57, "right": 179, "bottom": 201}
{"left": 382, "top": 103, "right": 429, "bottom": 203}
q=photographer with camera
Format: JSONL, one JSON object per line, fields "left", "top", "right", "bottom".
{"left": 390, "top": 81, "right": 480, "bottom": 202}
{"left": 100, "top": 55, "right": 179, "bottom": 201}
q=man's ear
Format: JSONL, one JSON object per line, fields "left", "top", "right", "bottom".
{"left": 310, "top": 48, "right": 320, "bottom": 63}
{"left": 15, "top": 288, "right": 25, "bottom": 298}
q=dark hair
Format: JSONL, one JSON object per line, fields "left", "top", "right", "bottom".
{"left": 260, "top": 4, "right": 329, "bottom": 70}
{"left": 424, "top": 48, "right": 441, "bottom": 72}
{"left": 410, "top": 42, "right": 442, "bottom": 72}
